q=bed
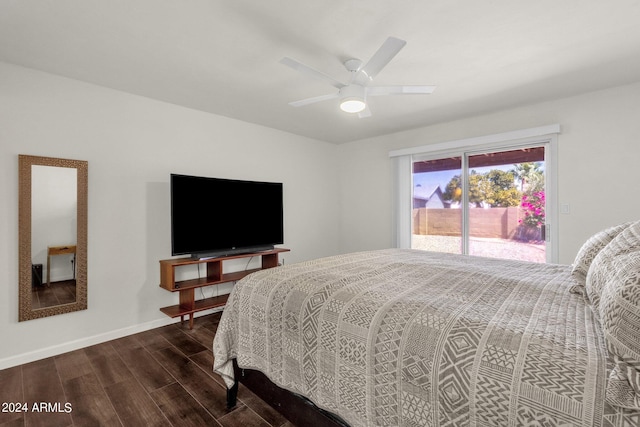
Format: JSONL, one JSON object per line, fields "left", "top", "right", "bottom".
{"left": 213, "top": 222, "right": 640, "bottom": 426}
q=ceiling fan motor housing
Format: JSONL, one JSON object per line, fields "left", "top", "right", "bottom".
{"left": 344, "top": 58, "right": 363, "bottom": 73}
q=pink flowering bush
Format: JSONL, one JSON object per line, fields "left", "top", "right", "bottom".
{"left": 519, "top": 191, "right": 545, "bottom": 227}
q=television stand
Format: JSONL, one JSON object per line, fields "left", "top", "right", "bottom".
{"left": 159, "top": 248, "right": 290, "bottom": 329}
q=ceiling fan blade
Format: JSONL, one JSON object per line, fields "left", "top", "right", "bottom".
{"left": 280, "top": 57, "right": 345, "bottom": 89}
{"left": 288, "top": 92, "right": 339, "bottom": 107}
{"left": 358, "top": 105, "right": 372, "bottom": 118}
{"left": 366, "top": 85, "right": 436, "bottom": 96}
{"left": 358, "top": 37, "right": 406, "bottom": 82}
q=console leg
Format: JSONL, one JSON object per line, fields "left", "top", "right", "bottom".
{"left": 227, "top": 381, "right": 239, "bottom": 409}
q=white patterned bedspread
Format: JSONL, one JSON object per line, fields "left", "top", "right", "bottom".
{"left": 213, "top": 249, "right": 640, "bottom": 426}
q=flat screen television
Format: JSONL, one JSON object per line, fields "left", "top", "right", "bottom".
{"left": 171, "top": 174, "right": 284, "bottom": 259}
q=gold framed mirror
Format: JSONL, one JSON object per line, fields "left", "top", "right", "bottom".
{"left": 19, "top": 155, "right": 88, "bottom": 321}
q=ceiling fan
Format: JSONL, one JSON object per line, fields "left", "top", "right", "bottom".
{"left": 280, "top": 37, "right": 435, "bottom": 118}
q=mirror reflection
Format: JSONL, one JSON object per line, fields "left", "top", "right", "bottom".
{"left": 31, "top": 165, "right": 78, "bottom": 308}
{"left": 19, "top": 155, "right": 88, "bottom": 322}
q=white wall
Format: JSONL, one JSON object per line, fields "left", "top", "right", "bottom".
{"left": 338, "top": 81, "right": 640, "bottom": 264}
{"left": 0, "top": 62, "right": 340, "bottom": 367}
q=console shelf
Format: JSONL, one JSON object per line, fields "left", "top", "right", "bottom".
{"left": 159, "top": 248, "right": 289, "bottom": 329}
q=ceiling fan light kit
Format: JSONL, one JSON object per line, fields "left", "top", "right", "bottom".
{"left": 281, "top": 36, "right": 435, "bottom": 117}
{"left": 340, "top": 99, "right": 366, "bottom": 113}
{"left": 339, "top": 84, "right": 366, "bottom": 113}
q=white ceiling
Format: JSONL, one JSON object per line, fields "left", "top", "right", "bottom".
{"left": 1, "top": 1, "right": 640, "bottom": 144}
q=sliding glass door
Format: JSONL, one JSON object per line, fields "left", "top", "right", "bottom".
{"left": 411, "top": 145, "right": 548, "bottom": 263}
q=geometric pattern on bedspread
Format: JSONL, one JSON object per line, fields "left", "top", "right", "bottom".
{"left": 213, "top": 249, "right": 640, "bottom": 427}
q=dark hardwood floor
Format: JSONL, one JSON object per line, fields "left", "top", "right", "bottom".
{"left": 31, "top": 280, "right": 77, "bottom": 309}
{"left": 0, "top": 312, "right": 294, "bottom": 427}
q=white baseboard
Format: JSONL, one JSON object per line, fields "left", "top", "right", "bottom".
{"left": 0, "top": 308, "right": 222, "bottom": 371}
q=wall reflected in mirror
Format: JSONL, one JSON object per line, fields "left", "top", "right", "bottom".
{"left": 31, "top": 165, "right": 78, "bottom": 308}
{"left": 19, "top": 155, "right": 88, "bottom": 322}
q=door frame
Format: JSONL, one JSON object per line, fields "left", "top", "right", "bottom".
{"left": 391, "top": 125, "right": 560, "bottom": 263}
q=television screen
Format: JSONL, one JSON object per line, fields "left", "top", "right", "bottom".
{"left": 171, "top": 174, "right": 284, "bottom": 258}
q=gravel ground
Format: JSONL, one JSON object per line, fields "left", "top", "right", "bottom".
{"left": 412, "top": 234, "right": 546, "bottom": 263}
